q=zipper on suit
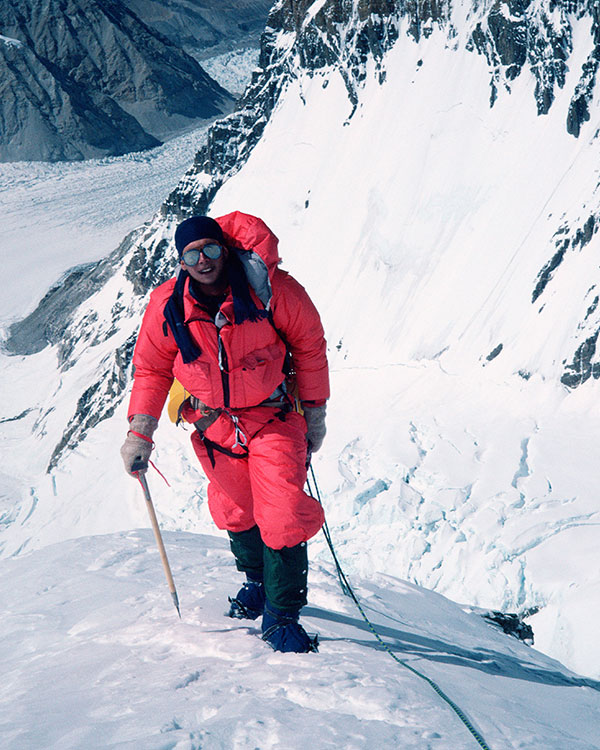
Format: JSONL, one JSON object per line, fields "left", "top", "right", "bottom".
{"left": 217, "top": 329, "right": 230, "bottom": 407}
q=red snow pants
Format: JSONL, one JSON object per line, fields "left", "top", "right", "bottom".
{"left": 190, "top": 407, "right": 324, "bottom": 549}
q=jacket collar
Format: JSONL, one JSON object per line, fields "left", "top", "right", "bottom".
{"left": 181, "top": 276, "right": 264, "bottom": 325}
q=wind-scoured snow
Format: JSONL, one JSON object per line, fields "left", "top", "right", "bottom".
{"left": 2, "top": 531, "right": 599, "bottom": 750}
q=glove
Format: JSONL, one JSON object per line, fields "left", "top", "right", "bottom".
{"left": 303, "top": 403, "right": 327, "bottom": 453}
{"left": 120, "top": 414, "right": 158, "bottom": 476}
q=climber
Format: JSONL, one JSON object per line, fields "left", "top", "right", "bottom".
{"left": 120, "top": 211, "right": 329, "bottom": 653}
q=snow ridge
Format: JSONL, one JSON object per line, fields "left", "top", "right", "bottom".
{"left": 2, "top": 531, "right": 599, "bottom": 749}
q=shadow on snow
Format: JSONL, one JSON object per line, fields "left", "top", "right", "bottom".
{"left": 302, "top": 605, "right": 600, "bottom": 692}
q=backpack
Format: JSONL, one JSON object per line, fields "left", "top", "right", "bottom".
{"left": 167, "top": 380, "right": 191, "bottom": 424}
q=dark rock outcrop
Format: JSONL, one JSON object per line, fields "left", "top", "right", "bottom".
{"left": 561, "top": 330, "right": 600, "bottom": 388}
{"left": 482, "top": 609, "right": 536, "bottom": 645}
{"left": 470, "top": 0, "right": 572, "bottom": 110}
{"left": 0, "top": 0, "right": 234, "bottom": 162}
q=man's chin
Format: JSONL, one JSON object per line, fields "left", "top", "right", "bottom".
{"left": 191, "top": 271, "right": 227, "bottom": 293}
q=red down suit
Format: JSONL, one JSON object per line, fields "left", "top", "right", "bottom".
{"left": 128, "top": 211, "right": 329, "bottom": 548}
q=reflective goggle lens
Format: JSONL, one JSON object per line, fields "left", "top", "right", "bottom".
{"left": 182, "top": 243, "right": 223, "bottom": 265}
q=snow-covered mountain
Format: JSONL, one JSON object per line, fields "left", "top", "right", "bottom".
{"left": 0, "top": 0, "right": 233, "bottom": 161}
{"left": 2, "top": 0, "right": 600, "bottom": 689}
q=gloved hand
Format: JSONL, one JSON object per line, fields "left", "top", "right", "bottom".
{"left": 302, "top": 403, "right": 327, "bottom": 453}
{"left": 120, "top": 414, "right": 158, "bottom": 476}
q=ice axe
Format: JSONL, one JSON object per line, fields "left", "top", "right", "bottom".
{"left": 132, "top": 461, "right": 181, "bottom": 618}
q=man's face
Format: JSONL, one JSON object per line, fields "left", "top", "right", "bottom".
{"left": 180, "top": 238, "right": 227, "bottom": 291}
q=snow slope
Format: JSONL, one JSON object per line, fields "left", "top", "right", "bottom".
{"left": 200, "top": 13, "right": 600, "bottom": 678}
{"left": 2, "top": 531, "right": 599, "bottom": 749}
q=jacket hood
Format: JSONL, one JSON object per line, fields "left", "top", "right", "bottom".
{"left": 216, "top": 211, "right": 281, "bottom": 270}
{"left": 216, "top": 211, "right": 280, "bottom": 310}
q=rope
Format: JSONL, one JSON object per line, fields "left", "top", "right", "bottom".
{"left": 307, "top": 467, "right": 492, "bottom": 750}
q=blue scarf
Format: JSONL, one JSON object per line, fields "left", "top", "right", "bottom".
{"left": 163, "top": 252, "right": 268, "bottom": 364}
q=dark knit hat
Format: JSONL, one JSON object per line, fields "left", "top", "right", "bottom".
{"left": 174, "top": 216, "right": 224, "bottom": 257}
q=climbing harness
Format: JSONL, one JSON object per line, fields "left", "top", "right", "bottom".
{"left": 306, "top": 467, "right": 492, "bottom": 750}
{"left": 194, "top": 397, "right": 294, "bottom": 468}
{"left": 230, "top": 414, "right": 248, "bottom": 450}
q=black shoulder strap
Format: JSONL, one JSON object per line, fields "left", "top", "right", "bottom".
{"left": 267, "top": 309, "right": 293, "bottom": 376}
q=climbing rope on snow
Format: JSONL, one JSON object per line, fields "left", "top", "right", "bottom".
{"left": 306, "top": 467, "right": 492, "bottom": 750}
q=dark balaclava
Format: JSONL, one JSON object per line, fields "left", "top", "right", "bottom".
{"left": 174, "top": 216, "right": 224, "bottom": 257}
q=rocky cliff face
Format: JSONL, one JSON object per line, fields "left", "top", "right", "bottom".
{"left": 5, "top": 0, "right": 600, "bottom": 467}
{"left": 468, "top": 0, "right": 600, "bottom": 135}
{"left": 163, "top": 0, "right": 600, "bottom": 215}
{"left": 0, "top": 0, "right": 234, "bottom": 162}
{"left": 161, "top": 0, "right": 407, "bottom": 219}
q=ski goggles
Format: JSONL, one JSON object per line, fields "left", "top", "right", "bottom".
{"left": 181, "top": 243, "right": 223, "bottom": 266}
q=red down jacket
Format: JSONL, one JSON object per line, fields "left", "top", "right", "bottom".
{"left": 128, "top": 211, "right": 330, "bottom": 420}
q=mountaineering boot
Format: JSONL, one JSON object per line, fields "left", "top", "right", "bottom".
{"left": 261, "top": 601, "right": 318, "bottom": 653}
{"left": 228, "top": 578, "right": 266, "bottom": 620}
{"left": 227, "top": 526, "right": 265, "bottom": 619}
